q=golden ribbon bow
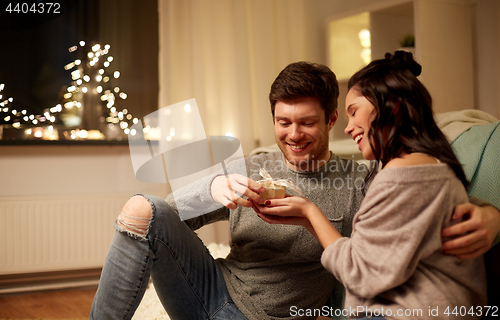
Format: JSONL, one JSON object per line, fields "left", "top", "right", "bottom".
{"left": 259, "top": 168, "right": 302, "bottom": 197}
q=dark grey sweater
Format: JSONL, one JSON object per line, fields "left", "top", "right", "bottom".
{"left": 167, "top": 151, "right": 367, "bottom": 320}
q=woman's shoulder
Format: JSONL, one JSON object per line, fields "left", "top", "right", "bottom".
{"left": 384, "top": 153, "right": 439, "bottom": 169}
{"left": 374, "top": 154, "right": 453, "bottom": 185}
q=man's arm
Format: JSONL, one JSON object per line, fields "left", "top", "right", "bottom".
{"left": 442, "top": 201, "right": 500, "bottom": 259}
{"left": 167, "top": 170, "right": 264, "bottom": 230}
{"left": 165, "top": 174, "right": 230, "bottom": 230}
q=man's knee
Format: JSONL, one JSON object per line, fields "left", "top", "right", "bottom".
{"left": 117, "top": 195, "right": 153, "bottom": 238}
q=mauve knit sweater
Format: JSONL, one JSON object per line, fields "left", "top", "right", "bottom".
{"left": 322, "top": 164, "right": 487, "bottom": 320}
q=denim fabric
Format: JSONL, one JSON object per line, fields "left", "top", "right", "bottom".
{"left": 90, "top": 195, "right": 247, "bottom": 320}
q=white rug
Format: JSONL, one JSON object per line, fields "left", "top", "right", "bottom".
{"left": 132, "top": 243, "right": 230, "bottom": 320}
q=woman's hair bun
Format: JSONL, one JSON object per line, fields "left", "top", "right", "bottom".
{"left": 385, "top": 50, "right": 422, "bottom": 77}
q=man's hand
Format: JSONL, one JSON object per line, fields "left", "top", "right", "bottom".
{"left": 442, "top": 203, "right": 500, "bottom": 259}
{"left": 211, "top": 174, "right": 264, "bottom": 210}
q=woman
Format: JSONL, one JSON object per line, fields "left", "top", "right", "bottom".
{"left": 256, "top": 51, "right": 487, "bottom": 319}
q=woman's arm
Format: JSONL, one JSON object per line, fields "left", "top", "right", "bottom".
{"left": 318, "top": 176, "right": 455, "bottom": 299}
{"left": 255, "top": 196, "right": 343, "bottom": 248}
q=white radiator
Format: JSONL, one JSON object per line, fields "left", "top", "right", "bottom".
{"left": 0, "top": 194, "right": 127, "bottom": 275}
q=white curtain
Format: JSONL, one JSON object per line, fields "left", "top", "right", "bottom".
{"left": 158, "top": 0, "right": 333, "bottom": 155}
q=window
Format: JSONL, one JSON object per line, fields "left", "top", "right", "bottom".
{"left": 0, "top": 0, "right": 158, "bottom": 143}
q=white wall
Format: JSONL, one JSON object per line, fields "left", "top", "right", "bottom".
{"left": 0, "top": 145, "right": 230, "bottom": 247}
{"left": 472, "top": 0, "right": 500, "bottom": 119}
{"left": 0, "top": 145, "right": 165, "bottom": 198}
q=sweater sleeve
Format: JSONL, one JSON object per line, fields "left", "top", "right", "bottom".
{"left": 165, "top": 155, "right": 250, "bottom": 229}
{"left": 321, "top": 170, "right": 460, "bottom": 299}
{"left": 165, "top": 174, "right": 229, "bottom": 231}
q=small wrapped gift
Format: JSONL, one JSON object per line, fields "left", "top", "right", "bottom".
{"left": 257, "top": 168, "right": 302, "bottom": 202}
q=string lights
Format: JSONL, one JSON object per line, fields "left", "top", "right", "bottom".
{"left": 0, "top": 40, "right": 140, "bottom": 140}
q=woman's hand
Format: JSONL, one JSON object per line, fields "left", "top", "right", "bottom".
{"left": 442, "top": 203, "right": 500, "bottom": 259}
{"left": 254, "top": 196, "right": 342, "bottom": 249}
{"left": 258, "top": 196, "right": 316, "bottom": 218}
{"left": 251, "top": 196, "right": 315, "bottom": 229}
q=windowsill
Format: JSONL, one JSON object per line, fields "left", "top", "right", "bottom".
{"left": 0, "top": 139, "right": 129, "bottom": 146}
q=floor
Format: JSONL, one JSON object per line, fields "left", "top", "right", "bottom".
{"left": 0, "top": 286, "right": 332, "bottom": 320}
{"left": 0, "top": 286, "right": 97, "bottom": 319}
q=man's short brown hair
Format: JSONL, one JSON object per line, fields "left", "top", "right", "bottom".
{"left": 269, "top": 61, "right": 339, "bottom": 123}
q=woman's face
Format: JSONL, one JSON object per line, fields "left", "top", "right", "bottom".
{"left": 344, "top": 87, "right": 377, "bottom": 160}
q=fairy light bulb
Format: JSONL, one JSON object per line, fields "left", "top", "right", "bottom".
{"left": 0, "top": 40, "right": 138, "bottom": 141}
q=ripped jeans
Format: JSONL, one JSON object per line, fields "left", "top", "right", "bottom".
{"left": 89, "top": 195, "right": 246, "bottom": 320}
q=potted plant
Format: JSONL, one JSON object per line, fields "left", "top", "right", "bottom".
{"left": 398, "top": 34, "right": 415, "bottom": 55}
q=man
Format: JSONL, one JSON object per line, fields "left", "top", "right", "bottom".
{"left": 90, "top": 61, "right": 500, "bottom": 320}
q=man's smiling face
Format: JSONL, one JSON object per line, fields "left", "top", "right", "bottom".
{"left": 274, "top": 97, "right": 337, "bottom": 172}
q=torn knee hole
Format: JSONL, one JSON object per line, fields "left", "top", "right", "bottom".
{"left": 117, "top": 196, "right": 153, "bottom": 237}
{"left": 117, "top": 211, "right": 150, "bottom": 237}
